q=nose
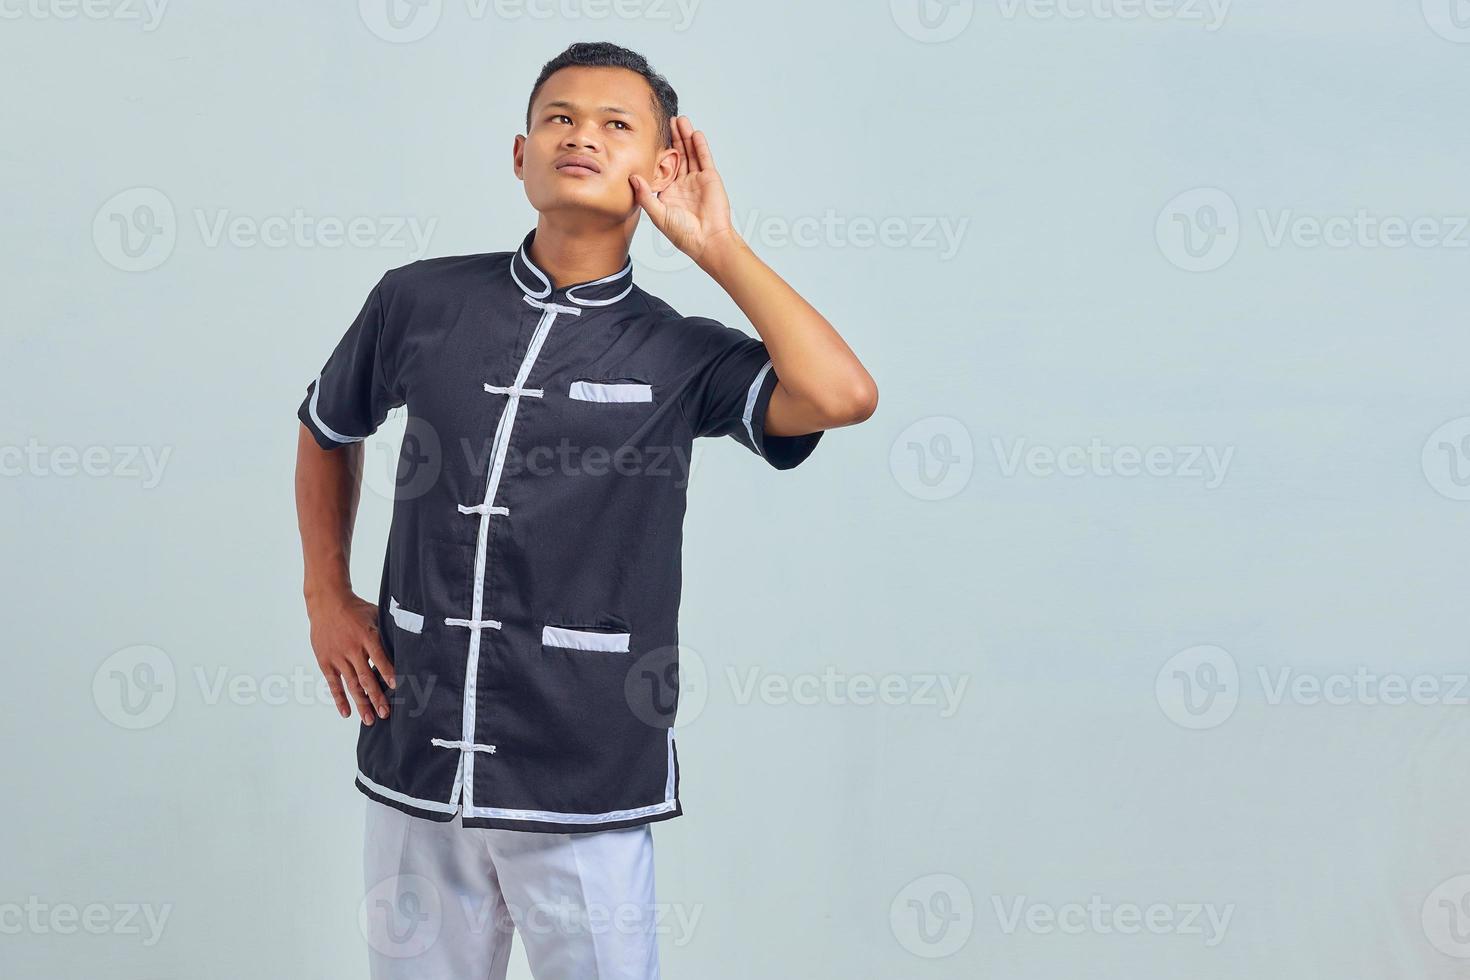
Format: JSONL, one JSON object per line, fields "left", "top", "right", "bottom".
{"left": 562, "top": 121, "right": 601, "bottom": 152}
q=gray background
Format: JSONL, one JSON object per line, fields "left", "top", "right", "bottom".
{"left": 4, "top": 0, "right": 1470, "bottom": 976}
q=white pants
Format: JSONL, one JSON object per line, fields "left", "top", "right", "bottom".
{"left": 361, "top": 798, "right": 661, "bottom": 979}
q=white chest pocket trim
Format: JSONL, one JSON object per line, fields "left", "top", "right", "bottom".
{"left": 568, "top": 381, "right": 653, "bottom": 403}
{"left": 389, "top": 596, "right": 424, "bottom": 634}
{"left": 542, "top": 625, "right": 631, "bottom": 652}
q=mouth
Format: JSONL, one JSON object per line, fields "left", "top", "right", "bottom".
{"left": 554, "top": 155, "right": 602, "bottom": 178}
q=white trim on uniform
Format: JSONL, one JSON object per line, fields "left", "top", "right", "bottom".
{"left": 357, "top": 768, "right": 460, "bottom": 814}
{"left": 541, "top": 625, "right": 632, "bottom": 652}
{"left": 457, "top": 503, "right": 510, "bottom": 516}
{"left": 308, "top": 373, "right": 366, "bottom": 444}
{"left": 464, "top": 798, "right": 677, "bottom": 824}
{"left": 445, "top": 617, "right": 502, "bottom": 630}
{"left": 364, "top": 728, "right": 677, "bottom": 826}
{"left": 388, "top": 596, "right": 424, "bottom": 633}
{"left": 510, "top": 244, "right": 552, "bottom": 299}
{"left": 447, "top": 293, "right": 582, "bottom": 816}
{"left": 565, "top": 260, "right": 634, "bottom": 307}
{"left": 742, "top": 359, "right": 775, "bottom": 450}
{"left": 522, "top": 296, "right": 583, "bottom": 316}
{"left": 484, "top": 384, "right": 544, "bottom": 398}
{"left": 568, "top": 381, "right": 653, "bottom": 403}
{"left": 371, "top": 260, "right": 676, "bottom": 829}
{"left": 430, "top": 738, "right": 497, "bottom": 754}
{"left": 463, "top": 729, "right": 677, "bottom": 824}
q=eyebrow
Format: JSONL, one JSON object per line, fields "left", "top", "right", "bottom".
{"left": 543, "top": 100, "right": 637, "bottom": 117}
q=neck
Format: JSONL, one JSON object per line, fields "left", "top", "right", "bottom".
{"left": 528, "top": 213, "right": 633, "bottom": 289}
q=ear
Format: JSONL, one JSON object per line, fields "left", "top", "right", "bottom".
{"left": 650, "top": 144, "right": 680, "bottom": 193}
{"left": 512, "top": 134, "right": 526, "bottom": 181}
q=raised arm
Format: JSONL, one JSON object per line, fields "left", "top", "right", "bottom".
{"left": 630, "top": 114, "right": 878, "bottom": 435}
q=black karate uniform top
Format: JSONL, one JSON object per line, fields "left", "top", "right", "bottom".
{"left": 297, "top": 228, "right": 823, "bottom": 833}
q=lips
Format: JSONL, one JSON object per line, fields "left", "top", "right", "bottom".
{"left": 554, "top": 155, "right": 602, "bottom": 177}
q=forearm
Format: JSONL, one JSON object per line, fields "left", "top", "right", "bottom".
{"left": 698, "top": 233, "right": 877, "bottom": 427}
{"left": 294, "top": 423, "right": 363, "bottom": 609}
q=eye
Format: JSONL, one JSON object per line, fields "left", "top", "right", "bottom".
{"left": 549, "top": 114, "right": 571, "bottom": 124}
{"left": 609, "top": 119, "right": 630, "bottom": 130}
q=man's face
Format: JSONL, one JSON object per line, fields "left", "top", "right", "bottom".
{"left": 515, "top": 66, "right": 677, "bottom": 223}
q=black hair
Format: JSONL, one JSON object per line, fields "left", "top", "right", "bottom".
{"left": 526, "top": 42, "right": 679, "bottom": 149}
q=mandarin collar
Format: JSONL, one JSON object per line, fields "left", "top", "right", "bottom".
{"left": 509, "top": 228, "right": 635, "bottom": 308}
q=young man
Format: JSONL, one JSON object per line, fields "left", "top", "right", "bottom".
{"left": 295, "top": 42, "right": 876, "bottom": 980}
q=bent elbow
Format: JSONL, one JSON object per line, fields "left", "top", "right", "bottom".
{"left": 822, "top": 379, "right": 878, "bottom": 427}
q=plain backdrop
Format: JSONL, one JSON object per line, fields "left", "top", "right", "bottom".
{"left": 4, "top": 0, "right": 1470, "bottom": 977}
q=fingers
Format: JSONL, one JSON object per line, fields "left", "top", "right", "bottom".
{"left": 675, "top": 116, "right": 697, "bottom": 174}
{"left": 691, "top": 128, "right": 714, "bottom": 173}
{"left": 630, "top": 174, "right": 666, "bottom": 223}
{"left": 310, "top": 598, "right": 394, "bottom": 724}
{"left": 671, "top": 116, "right": 714, "bottom": 175}
{"left": 339, "top": 662, "right": 376, "bottom": 724}
{"left": 350, "top": 652, "right": 390, "bottom": 722}
{"left": 319, "top": 650, "right": 389, "bottom": 724}
{"left": 322, "top": 668, "right": 351, "bottom": 718}
{"left": 368, "top": 628, "right": 396, "bottom": 692}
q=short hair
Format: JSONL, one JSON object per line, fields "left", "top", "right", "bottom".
{"left": 526, "top": 42, "right": 679, "bottom": 149}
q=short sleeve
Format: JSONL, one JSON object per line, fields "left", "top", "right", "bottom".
{"left": 297, "top": 275, "right": 401, "bottom": 451}
{"left": 682, "top": 320, "right": 823, "bottom": 471}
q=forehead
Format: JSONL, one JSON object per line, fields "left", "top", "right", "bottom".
{"left": 532, "top": 66, "right": 656, "bottom": 119}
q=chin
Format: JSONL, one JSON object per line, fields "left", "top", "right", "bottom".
{"left": 529, "top": 186, "right": 633, "bottom": 222}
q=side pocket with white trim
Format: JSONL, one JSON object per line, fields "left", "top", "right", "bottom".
{"left": 389, "top": 596, "right": 424, "bottom": 634}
